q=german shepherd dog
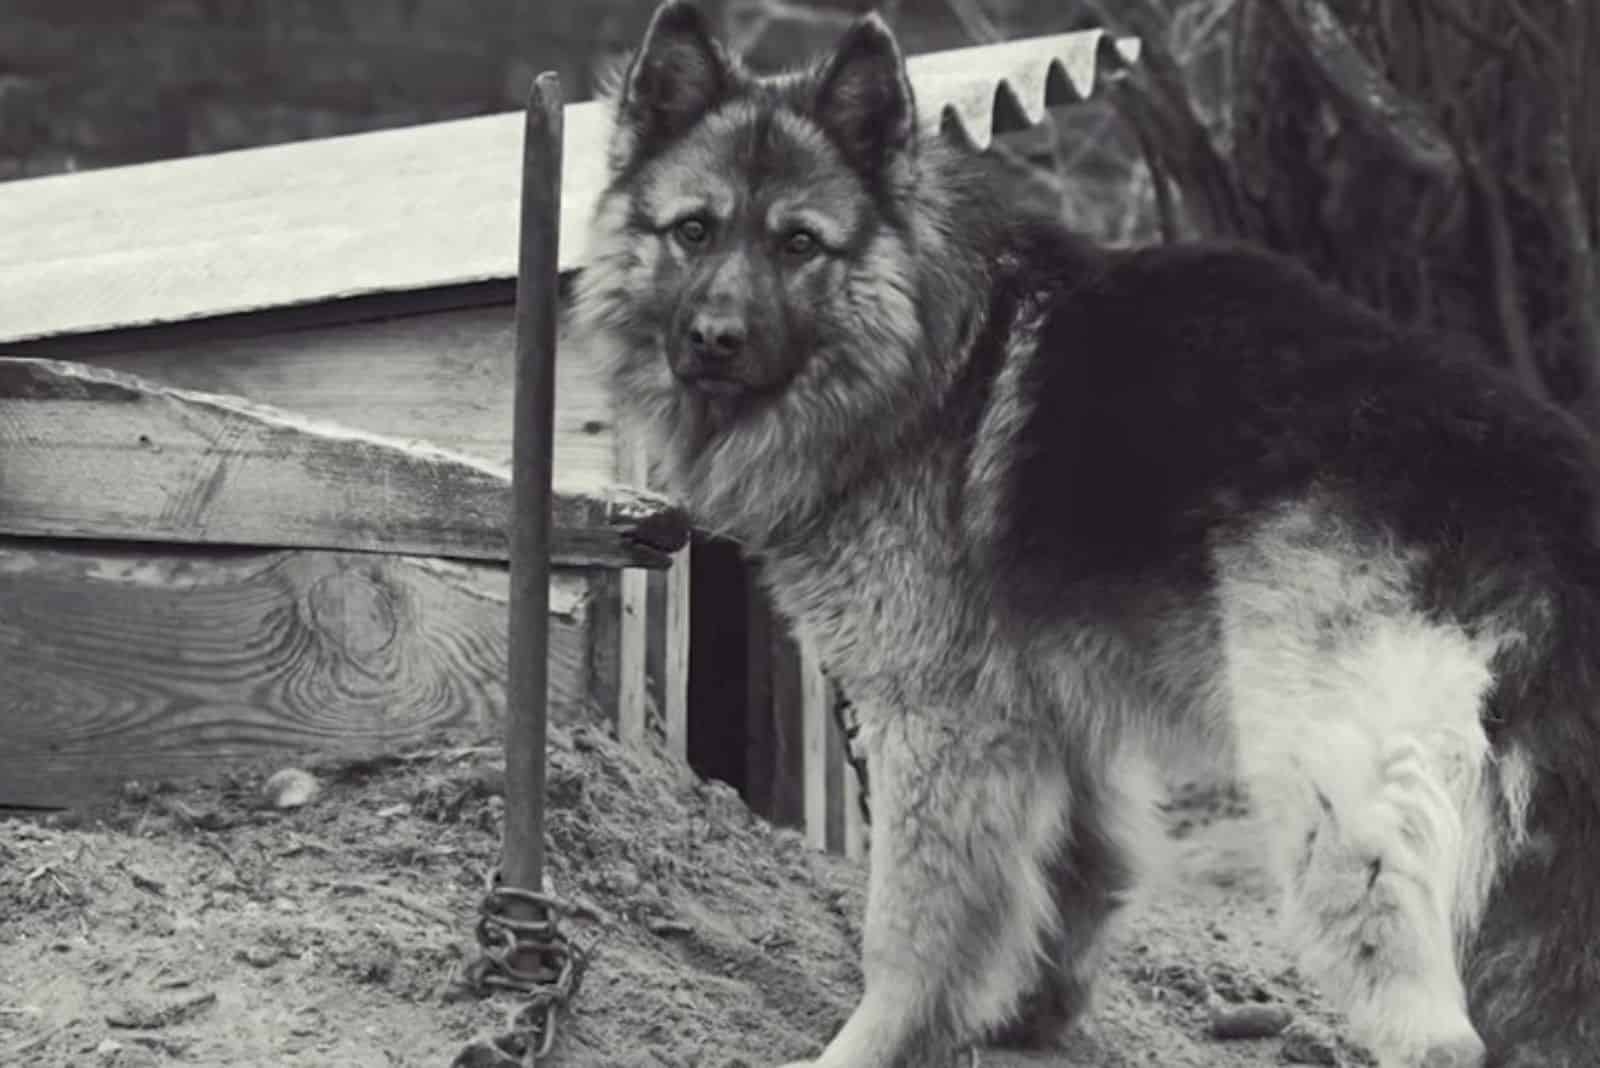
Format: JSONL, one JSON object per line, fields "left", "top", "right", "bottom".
{"left": 571, "top": 4, "right": 1600, "bottom": 1065}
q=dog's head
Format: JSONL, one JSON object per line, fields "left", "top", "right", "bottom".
{"left": 575, "top": 2, "right": 983, "bottom": 543}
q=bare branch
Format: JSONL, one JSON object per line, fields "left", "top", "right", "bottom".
{"left": 1133, "top": 119, "right": 1180, "bottom": 244}
{"left": 987, "top": 136, "right": 1071, "bottom": 203}
{"left": 942, "top": 0, "right": 1002, "bottom": 45}
{"left": 1541, "top": 125, "right": 1600, "bottom": 422}
{"left": 1266, "top": 0, "right": 1459, "bottom": 182}
{"left": 1100, "top": 74, "right": 1214, "bottom": 237}
{"left": 722, "top": 2, "right": 773, "bottom": 57}
{"left": 1420, "top": 0, "right": 1515, "bottom": 60}
{"left": 723, "top": 0, "right": 862, "bottom": 59}
{"left": 1082, "top": 0, "right": 1249, "bottom": 237}
{"left": 1503, "top": 0, "right": 1563, "bottom": 62}
{"left": 1051, "top": 107, "right": 1123, "bottom": 187}
{"left": 1463, "top": 146, "right": 1547, "bottom": 401}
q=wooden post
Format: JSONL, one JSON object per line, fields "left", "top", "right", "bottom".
{"left": 801, "top": 637, "right": 831, "bottom": 852}
{"left": 501, "top": 72, "right": 563, "bottom": 898}
{"left": 618, "top": 431, "right": 693, "bottom": 759}
{"left": 660, "top": 547, "right": 692, "bottom": 761}
{"left": 617, "top": 437, "right": 652, "bottom": 748}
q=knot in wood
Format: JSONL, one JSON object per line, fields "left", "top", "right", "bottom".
{"left": 304, "top": 565, "right": 401, "bottom": 660}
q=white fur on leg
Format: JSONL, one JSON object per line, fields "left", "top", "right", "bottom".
{"left": 1286, "top": 731, "right": 1482, "bottom": 1066}
{"left": 1214, "top": 508, "right": 1512, "bottom": 1066}
{"left": 802, "top": 712, "right": 1075, "bottom": 1068}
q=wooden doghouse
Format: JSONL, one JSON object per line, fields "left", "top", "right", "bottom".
{"left": 0, "top": 29, "right": 1132, "bottom": 854}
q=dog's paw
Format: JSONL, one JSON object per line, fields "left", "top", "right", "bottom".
{"left": 1417, "top": 1032, "right": 1487, "bottom": 1068}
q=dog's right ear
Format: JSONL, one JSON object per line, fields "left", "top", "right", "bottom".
{"left": 610, "top": 2, "right": 730, "bottom": 170}
{"left": 813, "top": 14, "right": 915, "bottom": 180}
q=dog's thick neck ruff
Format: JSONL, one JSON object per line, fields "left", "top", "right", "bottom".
{"left": 570, "top": 0, "right": 1009, "bottom": 551}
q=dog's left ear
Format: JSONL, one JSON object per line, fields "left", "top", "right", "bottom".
{"left": 611, "top": 2, "right": 731, "bottom": 170}
{"left": 814, "top": 14, "right": 916, "bottom": 177}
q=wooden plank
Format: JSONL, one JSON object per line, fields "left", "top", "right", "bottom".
{"left": 0, "top": 541, "right": 609, "bottom": 809}
{"left": 659, "top": 545, "right": 691, "bottom": 763}
{"left": 0, "top": 105, "right": 595, "bottom": 343}
{"left": 14, "top": 301, "right": 618, "bottom": 483}
{"left": 801, "top": 638, "right": 831, "bottom": 852}
{"left": 765, "top": 618, "right": 808, "bottom": 832}
{"left": 0, "top": 32, "right": 1122, "bottom": 344}
{"left": 617, "top": 568, "right": 650, "bottom": 747}
{"left": 615, "top": 434, "right": 653, "bottom": 748}
{"left": 823, "top": 682, "right": 847, "bottom": 854}
{"left": 821, "top": 681, "right": 868, "bottom": 858}
{"left": 583, "top": 569, "right": 626, "bottom": 736}
{"left": 843, "top": 740, "right": 867, "bottom": 860}
{"left": 0, "top": 357, "right": 686, "bottom": 569}
{"left": 615, "top": 428, "right": 691, "bottom": 758}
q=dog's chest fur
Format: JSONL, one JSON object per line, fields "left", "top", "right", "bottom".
{"left": 757, "top": 444, "right": 1001, "bottom": 711}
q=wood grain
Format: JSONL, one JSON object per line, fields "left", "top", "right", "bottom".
{"left": 0, "top": 541, "right": 609, "bottom": 809}
{"left": 32, "top": 301, "right": 620, "bottom": 485}
{"left": 581, "top": 568, "right": 626, "bottom": 737}
{"left": 0, "top": 357, "right": 686, "bottom": 568}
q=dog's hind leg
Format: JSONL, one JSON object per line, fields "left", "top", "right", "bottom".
{"left": 781, "top": 710, "right": 1083, "bottom": 1068}
{"left": 1228, "top": 608, "right": 1501, "bottom": 1068}
{"left": 1279, "top": 731, "right": 1489, "bottom": 1068}
{"left": 989, "top": 762, "right": 1147, "bottom": 1050}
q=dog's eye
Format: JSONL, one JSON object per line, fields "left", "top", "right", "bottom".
{"left": 782, "top": 229, "right": 820, "bottom": 259}
{"left": 675, "top": 217, "right": 710, "bottom": 249}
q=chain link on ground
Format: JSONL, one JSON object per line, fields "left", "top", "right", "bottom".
{"left": 451, "top": 876, "right": 587, "bottom": 1068}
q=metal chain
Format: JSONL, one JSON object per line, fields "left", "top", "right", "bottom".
{"left": 828, "top": 677, "right": 872, "bottom": 827}
{"left": 451, "top": 876, "right": 587, "bottom": 1068}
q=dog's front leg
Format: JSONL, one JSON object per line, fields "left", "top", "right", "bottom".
{"left": 782, "top": 710, "right": 1074, "bottom": 1068}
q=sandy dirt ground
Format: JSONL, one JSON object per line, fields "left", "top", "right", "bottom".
{"left": 1, "top": 723, "right": 1376, "bottom": 1067}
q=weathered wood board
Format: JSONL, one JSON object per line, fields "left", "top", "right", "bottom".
{"left": 0, "top": 541, "right": 616, "bottom": 808}
{"left": 0, "top": 356, "right": 685, "bottom": 568}
{"left": 616, "top": 430, "right": 691, "bottom": 760}
{"left": 801, "top": 638, "right": 832, "bottom": 852}
{"left": 654, "top": 549, "right": 691, "bottom": 763}
{"left": 11, "top": 301, "right": 618, "bottom": 484}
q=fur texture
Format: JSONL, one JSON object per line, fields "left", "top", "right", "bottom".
{"left": 571, "top": 5, "right": 1600, "bottom": 1066}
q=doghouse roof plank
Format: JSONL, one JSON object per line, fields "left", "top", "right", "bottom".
{"left": 0, "top": 356, "right": 689, "bottom": 568}
{"left": 0, "top": 30, "right": 1133, "bottom": 345}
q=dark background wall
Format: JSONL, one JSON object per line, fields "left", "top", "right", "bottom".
{"left": 0, "top": 0, "right": 636, "bottom": 179}
{"left": 0, "top": 0, "right": 1087, "bottom": 182}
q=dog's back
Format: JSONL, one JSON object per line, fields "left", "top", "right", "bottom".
{"left": 985, "top": 233, "right": 1600, "bottom": 1064}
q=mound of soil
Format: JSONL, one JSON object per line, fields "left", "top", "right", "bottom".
{"left": 1, "top": 724, "right": 1370, "bottom": 1067}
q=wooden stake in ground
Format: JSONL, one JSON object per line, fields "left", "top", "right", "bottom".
{"left": 502, "top": 70, "right": 563, "bottom": 911}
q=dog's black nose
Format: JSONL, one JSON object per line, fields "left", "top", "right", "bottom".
{"left": 687, "top": 313, "right": 746, "bottom": 361}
